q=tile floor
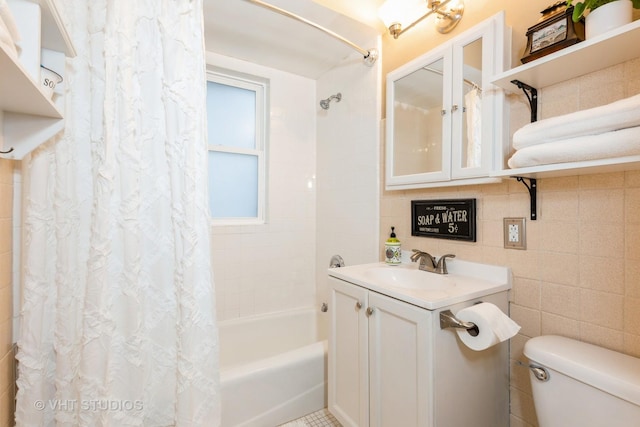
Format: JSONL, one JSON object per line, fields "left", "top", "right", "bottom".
{"left": 279, "top": 408, "right": 342, "bottom": 427}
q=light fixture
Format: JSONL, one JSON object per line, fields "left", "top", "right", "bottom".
{"left": 378, "top": 0, "right": 465, "bottom": 39}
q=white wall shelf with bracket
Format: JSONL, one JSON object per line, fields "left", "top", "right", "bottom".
{"left": 0, "top": 0, "right": 75, "bottom": 159}
{"left": 490, "top": 19, "right": 640, "bottom": 219}
{"left": 491, "top": 19, "right": 640, "bottom": 93}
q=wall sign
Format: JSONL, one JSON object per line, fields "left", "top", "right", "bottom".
{"left": 411, "top": 199, "right": 476, "bottom": 241}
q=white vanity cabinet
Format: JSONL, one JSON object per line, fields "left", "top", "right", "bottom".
{"left": 328, "top": 270, "right": 510, "bottom": 427}
{"left": 329, "top": 277, "right": 431, "bottom": 427}
{"left": 385, "top": 11, "right": 510, "bottom": 190}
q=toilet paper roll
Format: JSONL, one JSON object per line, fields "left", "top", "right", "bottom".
{"left": 455, "top": 302, "right": 521, "bottom": 351}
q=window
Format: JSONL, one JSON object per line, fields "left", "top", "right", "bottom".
{"left": 206, "top": 70, "right": 267, "bottom": 224}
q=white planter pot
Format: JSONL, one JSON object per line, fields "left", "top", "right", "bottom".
{"left": 586, "top": 0, "right": 633, "bottom": 39}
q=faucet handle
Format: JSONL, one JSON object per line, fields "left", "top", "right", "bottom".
{"left": 410, "top": 249, "right": 424, "bottom": 261}
{"left": 436, "top": 254, "right": 456, "bottom": 274}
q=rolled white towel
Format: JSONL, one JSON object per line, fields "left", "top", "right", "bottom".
{"left": 513, "top": 93, "right": 640, "bottom": 150}
{"left": 508, "top": 126, "right": 640, "bottom": 169}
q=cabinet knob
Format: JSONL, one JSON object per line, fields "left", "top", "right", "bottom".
{"left": 441, "top": 109, "right": 447, "bottom": 116}
{"left": 451, "top": 104, "right": 459, "bottom": 112}
{"left": 355, "top": 301, "right": 362, "bottom": 311}
{"left": 366, "top": 307, "right": 375, "bottom": 317}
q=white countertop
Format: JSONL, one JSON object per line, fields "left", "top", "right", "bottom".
{"left": 328, "top": 256, "right": 512, "bottom": 310}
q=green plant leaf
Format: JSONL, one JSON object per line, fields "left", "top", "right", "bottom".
{"left": 572, "top": 1, "right": 588, "bottom": 21}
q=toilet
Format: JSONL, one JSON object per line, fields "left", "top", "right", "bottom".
{"left": 524, "top": 335, "right": 640, "bottom": 427}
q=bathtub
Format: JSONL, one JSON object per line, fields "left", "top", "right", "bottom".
{"left": 219, "top": 307, "right": 328, "bottom": 427}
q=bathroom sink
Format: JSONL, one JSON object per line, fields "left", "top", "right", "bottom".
{"left": 363, "top": 266, "right": 452, "bottom": 291}
{"left": 328, "top": 260, "right": 512, "bottom": 310}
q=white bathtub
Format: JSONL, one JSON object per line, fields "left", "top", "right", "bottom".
{"left": 219, "top": 308, "right": 328, "bottom": 427}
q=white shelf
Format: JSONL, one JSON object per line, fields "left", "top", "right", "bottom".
{"left": 0, "top": 45, "right": 62, "bottom": 118}
{"left": 0, "top": 0, "right": 75, "bottom": 159}
{"left": 491, "top": 156, "right": 640, "bottom": 179}
{"left": 35, "top": 0, "right": 76, "bottom": 56}
{"left": 492, "top": 19, "right": 640, "bottom": 92}
{"left": 491, "top": 20, "right": 640, "bottom": 181}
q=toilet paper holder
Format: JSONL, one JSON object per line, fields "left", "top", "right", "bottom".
{"left": 440, "top": 309, "right": 480, "bottom": 337}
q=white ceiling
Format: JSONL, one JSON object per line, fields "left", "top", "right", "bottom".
{"left": 203, "top": 0, "right": 382, "bottom": 79}
{"left": 311, "top": 0, "right": 387, "bottom": 31}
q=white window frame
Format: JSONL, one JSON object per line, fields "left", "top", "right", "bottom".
{"left": 207, "top": 69, "right": 268, "bottom": 226}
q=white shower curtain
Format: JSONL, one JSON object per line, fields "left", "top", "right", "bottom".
{"left": 15, "top": 1, "right": 220, "bottom": 426}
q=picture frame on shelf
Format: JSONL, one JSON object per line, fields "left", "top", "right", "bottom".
{"left": 521, "top": 1, "right": 585, "bottom": 64}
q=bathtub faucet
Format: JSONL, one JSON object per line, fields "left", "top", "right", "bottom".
{"left": 411, "top": 249, "right": 455, "bottom": 274}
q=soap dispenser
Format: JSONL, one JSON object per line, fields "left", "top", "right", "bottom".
{"left": 385, "top": 226, "right": 401, "bottom": 265}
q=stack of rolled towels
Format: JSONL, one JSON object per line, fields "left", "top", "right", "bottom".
{"left": 508, "top": 93, "right": 640, "bottom": 168}
{"left": 0, "top": 0, "right": 20, "bottom": 59}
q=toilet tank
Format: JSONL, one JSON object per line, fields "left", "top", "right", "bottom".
{"left": 524, "top": 335, "right": 640, "bottom": 427}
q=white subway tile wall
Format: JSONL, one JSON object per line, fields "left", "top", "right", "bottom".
{"left": 207, "top": 52, "right": 318, "bottom": 320}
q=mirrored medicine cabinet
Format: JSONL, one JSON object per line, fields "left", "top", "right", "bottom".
{"left": 385, "top": 11, "right": 510, "bottom": 190}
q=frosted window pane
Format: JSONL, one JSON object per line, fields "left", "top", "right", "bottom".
{"left": 209, "top": 152, "right": 258, "bottom": 218}
{"left": 207, "top": 81, "right": 256, "bottom": 149}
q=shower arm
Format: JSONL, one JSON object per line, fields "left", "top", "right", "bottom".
{"left": 320, "top": 93, "right": 341, "bottom": 110}
{"left": 244, "top": 0, "right": 378, "bottom": 67}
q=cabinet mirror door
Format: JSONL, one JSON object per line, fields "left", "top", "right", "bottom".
{"left": 386, "top": 52, "right": 451, "bottom": 187}
{"left": 458, "top": 37, "right": 483, "bottom": 170}
{"left": 451, "top": 30, "right": 494, "bottom": 178}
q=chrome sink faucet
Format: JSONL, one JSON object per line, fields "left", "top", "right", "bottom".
{"left": 411, "top": 249, "right": 456, "bottom": 274}
{"left": 410, "top": 249, "right": 436, "bottom": 271}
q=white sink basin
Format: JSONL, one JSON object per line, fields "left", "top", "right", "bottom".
{"left": 328, "top": 260, "right": 512, "bottom": 310}
{"left": 363, "top": 266, "right": 452, "bottom": 291}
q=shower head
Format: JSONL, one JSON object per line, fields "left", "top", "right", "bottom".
{"left": 320, "top": 93, "right": 342, "bottom": 110}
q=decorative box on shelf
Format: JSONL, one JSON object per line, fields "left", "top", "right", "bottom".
{"left": 521, "top": 1, "right": 585, "bottom": 64}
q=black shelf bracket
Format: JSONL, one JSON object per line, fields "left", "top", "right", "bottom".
{"left": 511, "top": 79, "right": 538, "bottom": 123}
{"left": 514, "top": 177, "right": 537, "bottom": 220}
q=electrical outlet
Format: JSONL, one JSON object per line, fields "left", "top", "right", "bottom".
{"left": 504, "top": 217, "right": 526, "bottom": 250}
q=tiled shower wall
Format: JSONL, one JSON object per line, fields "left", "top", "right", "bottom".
{"left": 207, "top": 30, "right": 381, "bottom": 321}
{"left": 315, "top": 44, "right": 381, "bottom": 308}
{"left": 0, "top": 158, "right": 13, "bottom": 427}
{"left": 206, "top": 52, "right": 317, "bottom": 321}
{"left": 380, "top": 59, "right": 640, "bottom": 427}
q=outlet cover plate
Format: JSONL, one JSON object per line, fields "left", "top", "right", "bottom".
{"left": 504, "top": 217, "right": 526, "bottom": 250}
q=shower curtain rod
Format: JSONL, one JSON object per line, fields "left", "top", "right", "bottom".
{"left": 423, "top": 66, "right": 480, "bottom": 92}
{"left": 244, "top": 0, "right": 378, "bottom": 66}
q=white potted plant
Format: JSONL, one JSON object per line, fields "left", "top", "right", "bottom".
{"left": 567, "top": 0, "right": 639, "bottom": 38}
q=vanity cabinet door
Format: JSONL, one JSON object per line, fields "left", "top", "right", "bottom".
{"left": 328, "top": 277, "right": 369, "bottom": 427}
{"left": 368, "top": 292, "right": 432, "bottom": 427}
{"left": 329, "top": 278, "right": 434, "bottom": 427}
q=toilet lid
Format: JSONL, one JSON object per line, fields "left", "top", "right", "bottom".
{"left": 524, "top": 335, "right": 640, "bottom": 406}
